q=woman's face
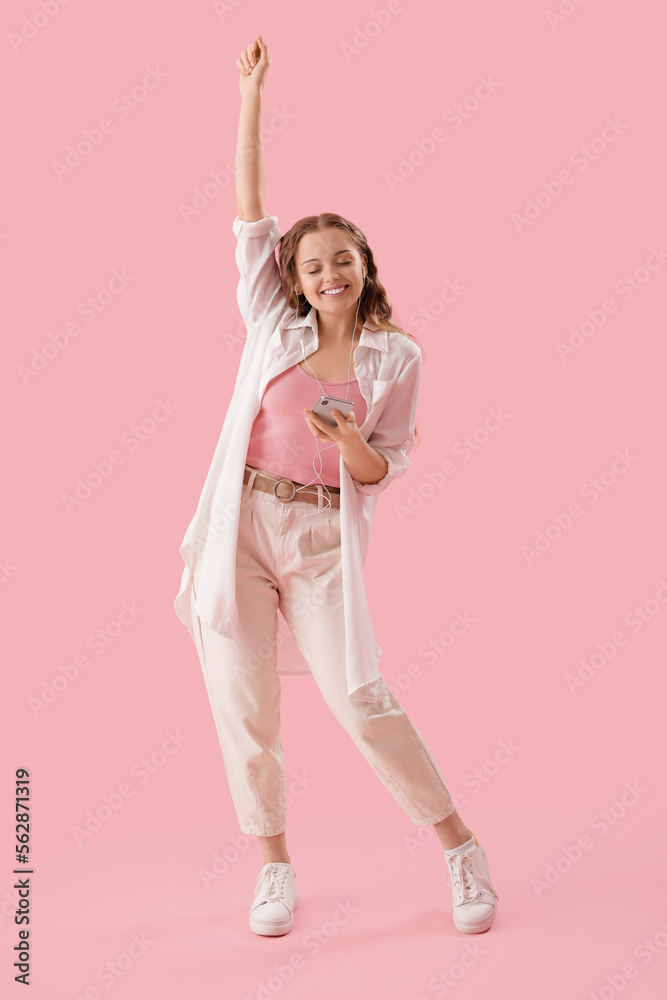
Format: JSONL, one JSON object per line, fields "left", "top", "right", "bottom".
{"left": 295, "top": 228, "right": 367, "bottom": 317}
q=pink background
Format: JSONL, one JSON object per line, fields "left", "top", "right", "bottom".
{"left": 3, "top": 1, "right": 666, "bottom": 997}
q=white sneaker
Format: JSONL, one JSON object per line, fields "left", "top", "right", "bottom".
{"left": 249, "top": 862, "right": 299, "bottom": 936}
{"left": 445, "top": 836, "right": 499, "bottom": 933}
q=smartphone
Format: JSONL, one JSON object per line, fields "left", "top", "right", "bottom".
{"left": 312, "top": 394, "right": 355, "bottom": 428}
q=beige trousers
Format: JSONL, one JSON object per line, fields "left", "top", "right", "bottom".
{"left": 190, "top": 465, "right": 457, "bottom": 837}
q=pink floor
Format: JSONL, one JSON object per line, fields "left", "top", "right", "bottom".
{"left": 6, "top": 667, "right": 665, "bottom": 999}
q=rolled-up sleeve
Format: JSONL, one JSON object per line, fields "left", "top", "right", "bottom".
{"left": 352, "top": 349, "right": 422, "bottom": 496}
{"left": 232, "top": 214, "right": 286, "bottom": 337}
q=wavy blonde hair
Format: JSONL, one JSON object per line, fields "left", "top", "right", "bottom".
{"left": 278, "top": 213, "right": 420, "bottom": 444}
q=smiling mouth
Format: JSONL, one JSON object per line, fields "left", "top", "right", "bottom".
{"left": 320, "top": 285, "right": 349, "bottom": 296}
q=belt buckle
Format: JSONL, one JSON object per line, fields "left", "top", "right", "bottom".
{"left": 272, "top": 478, "right": 297, "bottom": 503}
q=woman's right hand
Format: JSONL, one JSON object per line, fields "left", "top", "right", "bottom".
{"left": 236, "top": 36, "right": 271, "bottom": 97}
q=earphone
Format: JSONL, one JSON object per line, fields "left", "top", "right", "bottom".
{"left": 259, "top": 263, "right": 367, "bottom": 518}
{"left": 293, "top": 265, "right": 366, "bottom": 517}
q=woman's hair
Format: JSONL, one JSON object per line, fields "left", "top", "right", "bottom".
{"left": 278, "top": 212, "right": 420, "bottom": 444}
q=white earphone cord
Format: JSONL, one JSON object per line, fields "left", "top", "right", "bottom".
{"left": 296, "top": 279, "right": 363, "bottom": 517}
{"left": 259, "top": 266, "right": 365, "bottom": 518}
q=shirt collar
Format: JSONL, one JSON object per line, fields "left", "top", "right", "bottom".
{"left": 285, "top": 305, "right": 389, "bottom": 352}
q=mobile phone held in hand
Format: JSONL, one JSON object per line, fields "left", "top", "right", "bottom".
{"left": 312, "top": 395, "right": 355, "bottom": 428}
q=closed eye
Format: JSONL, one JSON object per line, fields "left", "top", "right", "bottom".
{"left": 308, "top": 262, "right": 352, "bottom": 274}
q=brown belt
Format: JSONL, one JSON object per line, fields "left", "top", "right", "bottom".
{"left": 243, "top": 466, "right": 341, "bottom": 507}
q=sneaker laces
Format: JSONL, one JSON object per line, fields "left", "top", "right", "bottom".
{"left": 253, "top": 863, "right": 293, "bottom": 906}
{"left": 445, "top": 850, "right": 499, "bottom": 905}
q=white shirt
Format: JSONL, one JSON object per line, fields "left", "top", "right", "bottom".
{"left": 174, "top": 213, "right": 422, "bottom": 702}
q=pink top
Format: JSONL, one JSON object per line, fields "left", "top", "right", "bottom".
{"left": 246, "top": 362, "right": 368, "bottom": 488}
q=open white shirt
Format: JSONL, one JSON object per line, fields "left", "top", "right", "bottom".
{"left": 174, "top": 213, "right": 422, "bottom": 702}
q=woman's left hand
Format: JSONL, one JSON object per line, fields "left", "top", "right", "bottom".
{"left": 303, "top": 407, "right": 360, "bottom": 446}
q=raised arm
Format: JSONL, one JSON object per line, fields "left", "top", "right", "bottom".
{"left": 235, "top": 36, "right": 271, "bottom": 222}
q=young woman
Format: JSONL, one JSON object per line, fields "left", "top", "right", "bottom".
{"left": 174, "top": 35, "right": 499, "bottom": 938}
